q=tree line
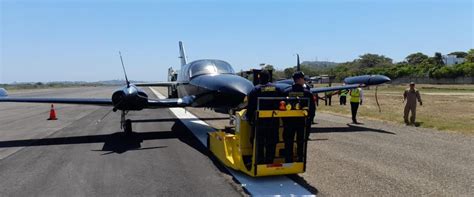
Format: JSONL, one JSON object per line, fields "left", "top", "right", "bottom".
{"left": 268, "top": 49, "right": 474, "bottom": 81}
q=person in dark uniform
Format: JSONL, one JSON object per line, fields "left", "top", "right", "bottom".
{"left": 246, "top": 70, "right": 282, "bottom": 164}
{"left": 282, "top": 71, "right": 316, "bottom": 163}
{"left": 324, "top": 89, "right": 333, "bottom": 106}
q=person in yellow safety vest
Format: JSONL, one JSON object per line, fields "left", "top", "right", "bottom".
{"left": 349, "top": 87, "right": 363, "bottom": 124}
{"left": 339, "top": 89, "right": 348, "bottom": 105}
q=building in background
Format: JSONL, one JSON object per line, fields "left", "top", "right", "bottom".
{"left": 443, "top": 55, "right": 465, "bottom": 66}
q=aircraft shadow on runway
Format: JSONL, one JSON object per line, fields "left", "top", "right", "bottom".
{"left": 310, "top": 124, "right": 395, "bottom": 135}
{"left": 0, "top": 118, "right": 215, "bottom": 155}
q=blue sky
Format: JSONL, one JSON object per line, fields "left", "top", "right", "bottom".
{"left": 1, "top": 0, "right": 472, "bottom": 83}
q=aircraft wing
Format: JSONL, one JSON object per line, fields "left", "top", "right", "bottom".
{"left": 0, "top": 89, "right": 114, "bottom": 105}
{"left": 0, "top": 97, "right": 194, "bottom": 108}
{"left": 0, "top": 97, "right": 113, "bottom": 106}
{"left": 0, "top": 95, "right": 194, "bottom": 108}
{"left": 310, "top": 75, "right": 391, "bottom": 94}
{"left": 0, "top": 85, "right": 196, "bottom": 108}
{"left": 310, "top": 84, "right": 360, "bottom": 94}
{"left": 134, "top": 82, "right": 187, "bottom": 87}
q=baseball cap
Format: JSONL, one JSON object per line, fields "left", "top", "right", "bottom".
{"left": 292, "top": 71, "right": 305, "bottom": 80}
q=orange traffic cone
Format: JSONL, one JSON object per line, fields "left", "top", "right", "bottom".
{"left": 47, "top": 104, "right": 58, "bottom": 120}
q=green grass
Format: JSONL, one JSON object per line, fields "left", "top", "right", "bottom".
{"left": 317, "top": 84, "right": 474, "bottom": 134}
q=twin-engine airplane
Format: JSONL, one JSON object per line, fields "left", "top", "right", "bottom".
{"left": 0, "top": 42, "right": 390, "bottom": 134}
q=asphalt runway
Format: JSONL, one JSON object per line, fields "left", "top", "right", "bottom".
{"left": 305, "top": 114, "right": 473, "bottom": 196}
{"left": 158, "top": 85, "right": 473, "bottom": 196}
{"left": 0, "top": 87, "right": 241, "bottom": 196}
{"left": 1, "top": 87, "right": 473, "bottom": 196}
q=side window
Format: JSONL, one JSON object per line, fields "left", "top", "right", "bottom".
{"left": 215, "top": 61, "right": 235, "bottom": 74}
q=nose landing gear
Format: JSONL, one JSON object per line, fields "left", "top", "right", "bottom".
{"left": 120, "top": 111, "right": 132, "bottom": 134}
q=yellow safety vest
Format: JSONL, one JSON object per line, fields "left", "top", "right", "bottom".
{"left": 340, "top": 89, "right": 348, "bottom": 96}
{"left": 350, "top": 88, "right": 360, "bottom": 103}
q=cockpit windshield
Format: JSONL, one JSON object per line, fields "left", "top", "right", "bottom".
{"left": 189, "top": 60, "right": 235, "bottom": 78}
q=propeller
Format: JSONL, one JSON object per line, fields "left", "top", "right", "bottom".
{"left": 96, "top": 98, "right": 126, "bottom": 124}
{"left": 119, "top": 51, "right": 130, "bottom": 88}
{"left": 96, "top": 108, "right": 115, "bottom": 124}
{"left": 97, "top": 52, "right": 131, "bottom": 124}
{"left": 296, "top": 53, "right": 301, "bottom": 72}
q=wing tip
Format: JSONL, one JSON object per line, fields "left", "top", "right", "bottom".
{"left": 0, "top": 88, "right": 8, "bottom": 97}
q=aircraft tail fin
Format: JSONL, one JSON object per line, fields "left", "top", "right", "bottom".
{"left": 178, "top": 41, "right": 187, "bottom": 66}
{"left": 296, "top": 53, "right": 301, "bottom": 72}
{"left": 0, "top": 88, "right": 8, "bottom": 97}
{"left": 119, "top": 51, "right": 130, "bottom": 88}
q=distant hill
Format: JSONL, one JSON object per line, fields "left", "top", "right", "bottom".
{"left": 301, "top": 61, "right": 339, "bottom": 69}
{"left": 1, "top": 80, "right": 154, "bottom": 90}
{"left": 95, "top": 80, "right": 128, "bottom": 85}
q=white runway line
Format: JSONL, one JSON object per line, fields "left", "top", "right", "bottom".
{"left": 150, "top": 87, "right": 315, "bottom": 196}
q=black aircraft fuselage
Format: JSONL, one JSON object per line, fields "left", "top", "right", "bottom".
{"left": 175, "top": 59, "right": 254, "bottom": 108}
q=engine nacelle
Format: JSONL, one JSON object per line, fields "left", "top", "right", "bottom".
{"left": 111, "top": 87, "right": 148, "bottom": 111}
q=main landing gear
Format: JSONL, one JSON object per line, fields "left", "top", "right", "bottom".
{"left": 120, "top": 110, "right": 132, "bottom": 134}
{"left": 228, "top": 109, "right": 236, "bottom": 126}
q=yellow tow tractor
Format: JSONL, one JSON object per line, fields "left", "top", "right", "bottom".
{"left": 208, "top": 97, "right": 310, "bottom": 177}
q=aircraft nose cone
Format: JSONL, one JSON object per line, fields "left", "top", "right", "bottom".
{"left": 194, "top": 74, "right": 254, "bottom": 95}
{"left": 191, "top": 74, "right": 254, "bottom": 107}
{"left": 220, "top": 76, "right": 254, "bottom": 96}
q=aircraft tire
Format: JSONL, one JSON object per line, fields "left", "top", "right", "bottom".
{"left": 124, "top": 119, "right": 132, "bottom": 134}
{"left": 167, "top": 87, "right": 178, "bottom": 98}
